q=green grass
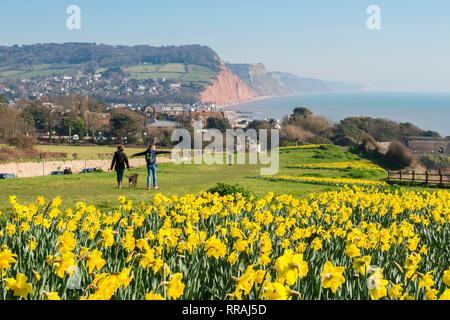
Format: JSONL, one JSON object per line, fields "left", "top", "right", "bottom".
{"left": 123, "top": 64, "right": 163, "bottom": 74}
{"left": 0, "top": 70, "right": 24, "bottom": 77}
{"left": 128, "top": 72, "right": 183, "bottom": 80}
{"left": 157, "top": 63, "right": 186, "bottom": 73}
{"left": 0, "top": 146, "right": 441, "bottom": 214}
{"left": 0, "top": 63, "right": 216, "bottom": 82}
{"left": 0, "top": 64, "right": 81, "bottom": 80}
{"left": 124, "top": 63, "right": 215, "bottom": 82}
{"left": 182, "top": 64, "right": 215, "bottom": 82}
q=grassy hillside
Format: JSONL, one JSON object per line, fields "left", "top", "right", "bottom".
{"left": 0, "top": 63, "right": 81, "bottom": 80}
{"left": 0, "top": 62, "right": 216, "bottom": 83}
{"left": 123, "top": 63, "right": 215, "bottom": 83}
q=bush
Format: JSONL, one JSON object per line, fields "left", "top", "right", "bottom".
{"left": 384, "top": 140, "right": 414, "bottom": 169}
{"left": 39, "top": 152, "right": 68, "bottom": 160}
{"left": 420, "top": 155, "right": 450, "bottom": 171}
{"left": 319, "top": 144, "right": 339, "bottom": 151}
{"left": 6, "top": 136, "right": 37, "bottom": 149}
{"left": 0, "top": 145, "right": 40, "bottom": 162}
{"left": 207, "top": 183, "right": 254, "bottom": 199}
{"left": 0, "top": 147, "right": 19, "bottom": 162}
{"left": 344, "top": 168, "right": 381, "bottom": 179}
{"left": 312, "top": 149, "right": 357, "bottom": 161}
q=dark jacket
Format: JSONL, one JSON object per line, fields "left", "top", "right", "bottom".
{"left": 111, "top": 150, "right": 130, "bottom": 171}
{"left": 132, "top": 149, "right": 170, "bottom": 165}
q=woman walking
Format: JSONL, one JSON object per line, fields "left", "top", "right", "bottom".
{"left": 131, "top": 144, "right": 170, "bottom": 190}
{"left": 110, "top": 145, "right": 130, "bottom": 189}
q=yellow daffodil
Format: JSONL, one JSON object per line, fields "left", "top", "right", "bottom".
{"left": 5, "top": 273, "right": 33, "bottom": 299}
{"left": 166, "top": 273, "right": 185, "bottom": 300}
{"left": 321, "top": 261, "right": 345, "bottom": 294}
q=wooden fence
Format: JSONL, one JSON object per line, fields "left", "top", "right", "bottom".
{"left": 387, "top": 170, "right": 449, "bottom": 187}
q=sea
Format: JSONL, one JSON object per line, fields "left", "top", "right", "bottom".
{"left": 228, "top": 92, "right": 450, "bottom": 137}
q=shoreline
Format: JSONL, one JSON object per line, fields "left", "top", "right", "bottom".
{"left": 218, "top": 95, "right": 280, "bottom": 109}
{"left": 218, "top": 91, "right": 450, "bottom": 136}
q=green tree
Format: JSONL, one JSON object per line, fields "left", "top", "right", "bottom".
{"left": 59, "top": 118, "right": 88, "bottom": 137}
{"left": 111, "top": 113, "right": 140, "bottom": 142}
{"left": 292, "top": 107, "right": 312, "bottom": 118}
{"left": 206, "top": 117, "right": 231, "bottom": 133}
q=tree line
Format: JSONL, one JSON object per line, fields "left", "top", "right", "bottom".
{"left": 0, "top": 43, "right": 222, "bottom": 72}
{"left": 0, "top": 94, "right": 150, "bottom": 144}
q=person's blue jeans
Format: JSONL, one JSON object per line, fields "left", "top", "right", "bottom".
{"left": 116, "top": 168, "right": 125, "bottom": 183}
{"left": 147, "top": 164, "right": 157, "bottom": 188}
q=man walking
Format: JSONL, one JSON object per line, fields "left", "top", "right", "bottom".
{"left": 131, "top": 144, "right": 170, "bottom": 190}
{"left": 110, "top": 145, "right": 130, "bottom": 189}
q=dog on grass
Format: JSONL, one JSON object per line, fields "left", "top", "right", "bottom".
{"left": 128, "top": 174, "right": 138, "bottom": 188}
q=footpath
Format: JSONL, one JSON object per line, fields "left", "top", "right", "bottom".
{"left": 0, "top": 157, "right": 172, "bottom": 178}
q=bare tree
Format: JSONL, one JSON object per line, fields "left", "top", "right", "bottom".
{"left": 78, "top": 96, "right": 107, "bottom": 138}
{"left": 0, "top": 107, "right": 28, "bottom": 138}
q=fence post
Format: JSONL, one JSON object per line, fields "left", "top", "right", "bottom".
{"left": 425, "top": 171, "right": 429, "bottom": 185}
{"left": 42, "top": 159, "right": 45, "bottom": 176}
{"left": 412, "top": 170, "right": 415, "bottom": 183}
{"left": 387, "top": 170, "right": 390, "bottom": 183}
{"left": 399, "top": 170, "right": 402, "bottom": 183}
{"left": 439, "top": 170, "right": 443, "bottom": 186}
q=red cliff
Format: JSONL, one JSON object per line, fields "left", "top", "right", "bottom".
{"left": 200, "top": 65, "right": 258, "bottom": 105}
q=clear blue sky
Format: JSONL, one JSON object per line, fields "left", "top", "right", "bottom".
{"left": 1, "top": 0, "right": 450, "bottom": 92}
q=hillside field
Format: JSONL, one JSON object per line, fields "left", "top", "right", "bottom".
{"left": 0, "top": 62, "right": 216, "bottom": 83}
{"left": 0, "top": 64, "right": 81, "bottom": 80}
{"left": 0, "top": 145, "right": 440, "bottom": 214}
{"left": 123, "top": 63, "right": 215, "bottom": 83}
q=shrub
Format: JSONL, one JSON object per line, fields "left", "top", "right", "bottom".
{"left": 6, "top": 136, "right": 37, "bottom": 149}
{"left": 420, "top": 155, "right": 450, "bottom": 171}
{"left": 0, "top": 145, "right": 40, "bottom": 162}
{"left": 39, "top": 152, "right": 68, "bottom": 160}
{"left": 344, "top": 168, "right": 381, "bottom": 179}
{"left": 0, "top": 147, "right": 19, "bottom": 162}
{"left": 319, "top": 144, "right": 339, "bottom": 151}
{"left": 207, "top": 183, "right": 254, "bottom": 198}
{"left": 281, "top": 125, "right": 314, "bottom": 143}
{"left": 384, "top": 140, "right": 414, "bottom": 169}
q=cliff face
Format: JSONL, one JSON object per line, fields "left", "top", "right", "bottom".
{"left": 200, "top": 65, "right": 258, "bottom": 105}
{"left": 227, "top": 63, "right": 286, "bottom": 96}
{"left": 247, "top": 63, "right": 285, "bottom": 96}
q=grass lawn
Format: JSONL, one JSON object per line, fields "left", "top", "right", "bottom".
{"left": 0, "top": 146, "right": 441, "bottom": 214}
